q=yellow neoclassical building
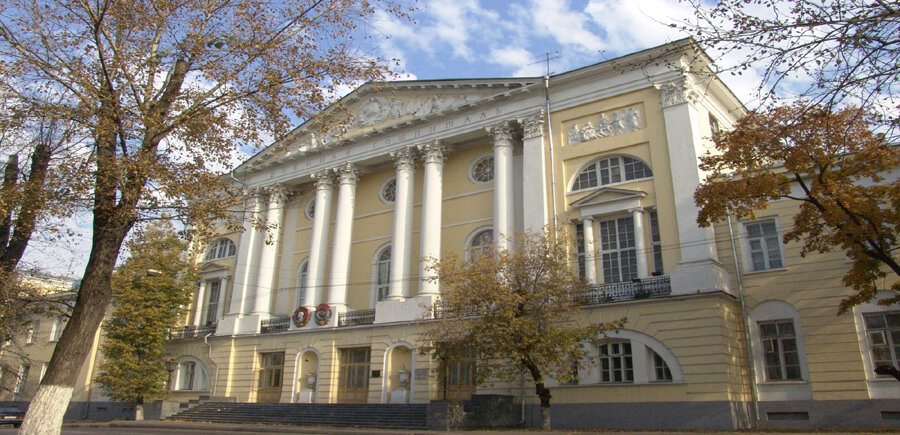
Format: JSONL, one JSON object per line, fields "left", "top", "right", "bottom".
{"left": 164, "top": 39, "right": 900, "bottom": 430}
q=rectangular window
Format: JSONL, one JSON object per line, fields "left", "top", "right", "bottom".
{"left": 50, "top": 317, "right": 65, "bottom": 341}
{"left": 26, "top": 321, "right": 38, "bottom": 344}
{"left": 599, "top": 341, "right": 633, "bottom": 383}
{"left": 338, "top": 348, "right": 370, "bottom": 390}
{"left": 864, "top": 311, "right": 900, "bottom": 374}
{"left": 600, "top": 217, "right": 637, "bottom": 283}
{"left": 204, "top": 281, "right": 221, "bottom": 326}
{"left": 598, "top": 157, "right": 622, "bottom": 185}
{"left": 180, "top": 362, "right": 196, "bottom": 390}
{"left": 709, "top": 113, "right": 720, "bottom": 134}
{"left": 653, "top": 352, "right": 673, "bottom": 382}
{"left": 649, "top": 211, "right": 663, "bottom": 275}
{"left": 758, "top": 320, "right": 802, "bottom": 381}
{"left": 745, "top": 220, "right": 784, "bottom": 271}
{"left": 40, "top": 363, "right": 49, "bottom": 382}
{"left": 258, "top": 352, "right": 284, "bottom": 389}
{"left": 15, "top": 365, "right": 29, "bottom": 398}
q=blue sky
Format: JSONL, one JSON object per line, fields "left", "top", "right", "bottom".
{"left": 23, "top": 0, "right": 763, "bottom": 278}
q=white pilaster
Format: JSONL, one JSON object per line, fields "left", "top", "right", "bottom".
{"left": 216, "top": 276, "right": 229, "bottom": 321}
{"left": 304, "top": 171, "right": 334, "bottom": 310}
{"left": 251, "top": 185, "right": 286, "bottom": 316}
{"left": 519, "top": 111, "right": 549, "bottom": 233}
{"left": 631, "top": 208, "right": 649, "bottom": 278}
{"left": 327, "top": 162, "right": 359, "bottom": 310}
{"left": 417, "top": 140, "right": 445, "bottom": 296}
{"left": 486, "top": 121, "right": 516, "bottom": 252}
{"left": 656, "top": 76, "right": 731, "bottom": 295}
{"left": 218, "top": 189, "right": 267, "bottom": 335}
{"left": 276, "top": 191, "right": 301, "bottom": 310}
{"left": 582, "top": 217, "right": 597, "bottom": 284}
{"left": 388, "top": 147, "right": 416, "bottom": 301}
{"left": 193, "top": 281, "right": 207, "bottom": 326}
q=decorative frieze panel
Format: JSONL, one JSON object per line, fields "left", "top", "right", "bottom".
{"left": 566, "top": 106, "right": 642, "bottom": 145}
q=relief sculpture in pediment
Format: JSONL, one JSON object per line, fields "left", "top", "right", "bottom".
{"left": 353, "top": 94, "right": 477, "bottom": 128}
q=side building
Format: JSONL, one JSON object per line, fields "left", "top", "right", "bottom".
{"left": 164, "top": 39, "right": 900, "bottom": 430}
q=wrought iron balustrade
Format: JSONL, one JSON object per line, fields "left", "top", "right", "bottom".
{"left": 170, "top": 324, "right": 216, "bottom": 340}
{"left": 260, "top": 316, "right": 290, "bottom": 333}
{"left": 337, "top": 309, "right": 376, "bottom": 327}
{"left": 576, "top": 275, "right": 671, "bottom": 305}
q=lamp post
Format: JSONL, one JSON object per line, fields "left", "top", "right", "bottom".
{"left": 165, "top": 358, "right": 177, "bottom": 391}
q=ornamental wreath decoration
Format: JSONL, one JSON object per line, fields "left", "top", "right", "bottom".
{"left": 292, "top": 306, "right": 311, "bottom": 327}
{"left": 315, "top": 303, "right": 332, "bottom": 326}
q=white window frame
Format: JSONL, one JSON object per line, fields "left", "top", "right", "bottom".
{"left": 569, "top": 155, "right": 653, "bottom": 193}
{"left": 14, "top": 364, "right": 29, "bottom": 398}
{"left": 204, "top": 281, "right": 221, "bottom": 326}
{"left": 853, "top": 292, "right": 900, "bottom": 399}
{"left": 205, "top": 238, "right": 236, "bottom": 261}
{"left": 740, "top": 217, "right": 787, "bottom": 273}
{"left": 40, "top": 362, "right": 49, "bottom": 382}
{"left": 173, "top": 356, "right": 209, "bottom": 392}
{"left": 371, "top": 244, "right": 391, "bottom": 307}
{"left": 757, "top": 319, "right": 803, "bottom": 381}
{"left": 295, "top": 259, "right": 309, "bottom": 307}
{"left": 305, "top": 198, "right": 316, "bottom": 220}
{"left": 25, "top": 321, "right": 38, "bottom": 344}
{"left": 50, "top": 317, "right": 65, "bottom": 341}
{"left": 379, "top": 177, "right": 397, "bottom": 204}
{"left": 598, "top": 215, "right": 637, "bottom": 283}
{"left": 467, "top": 154, "right": 495, "bottom": 184}
{"left": 747, "top": 301, "right": 811, "bottom": 400}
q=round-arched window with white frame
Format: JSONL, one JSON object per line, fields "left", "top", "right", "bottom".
{"left": 469, "top": 155, "right": 495, "bottom": 184}
{"left": 466, "top": 227, "right": 494, "bottom": 261}
{"left": 296, "top": 259, "right": 309, "bottom": 307}
{"left": 380, "top": 177, "right": 397, "bottom": 204}
{"left": 174, "top": 356, "right": 210, "bottom": 391}
{"left": 305, "top": 199, "right": 316, "bottom": 220}
{"left": 372, "top": 244, "right": 391, "bottom": 305}
{"left": 205, "top": 238, "right": 236, "bottom": 261}
{"left": 569, "top": 155, "right": 652, "bottom": 192}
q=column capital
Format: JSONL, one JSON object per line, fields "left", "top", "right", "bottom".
{"left": 485, "top": 120, "right": 518, "bottom": 147}
{"left": 655, "top": 75, "right": 700, "bottom": 108}
{"left": 582, "top": 215, "right": 595, "bottom": 222}
{"left": 418, "top": 140, "right": 447, "bottom": 164}
{"left": 334, "top": 162, "right": 359, "bottom": 185}
{"left": 266, "top": 183, "right": 288, "bottom": 203}
{"left": 311, "top": 170, "right": 335, "bottom": 190}
{"left": 390, "top": 146, "right": 417, "bottom": 171}
{"left": 518, "top": 111, "right": 545, "bottom": 140}
{"left": 628, "top": 207, "right": 645, "bottom": 215}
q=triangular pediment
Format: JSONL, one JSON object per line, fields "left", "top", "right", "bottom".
{"left": 570, "top": 187, "right": 647, "bottom": 208}
{"left": 199, "top": 262, "right": 228, "bottom": 274}
{"left": 241, "top": 78, "right": 537, "bottom": 171}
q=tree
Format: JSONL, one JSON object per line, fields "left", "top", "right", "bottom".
{"left": 673, "top": 0, "right": 900, "bottom": 131}
{"left": 695, "top": 102, "right": 900, "bottom": 313}
{"left": 0, "top": 1, "right": 411, "bottom": 433}
{"left": 95, "top": 221, "right": 195, "bottom": 420}
{"left": 421, "top": 230, "right": 624, "bottom": 430}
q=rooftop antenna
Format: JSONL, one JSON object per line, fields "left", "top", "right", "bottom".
{"left": 530, "top": 51, "right": 561, "bottom": 231}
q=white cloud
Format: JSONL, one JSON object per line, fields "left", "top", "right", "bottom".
{"left": 487, "top": 46, "right": 543, "bottom": 77}
{"left": 527, "top": 0, "right": 604, "bottom": 53}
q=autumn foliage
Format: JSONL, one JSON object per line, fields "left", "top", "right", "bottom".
{"left": 695, "top": 103, "right": 900, "bottom": 312}
{"left": 422, "top": 230, "right": 623, "bottom": 429}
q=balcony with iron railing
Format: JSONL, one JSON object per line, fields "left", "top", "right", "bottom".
{"left": 577, "top": 275, "right": 671, "bottom": 305}
{"left": 170, "top": 324, "right": 217, "bottom": 340}
{"left": 260, "top": 316, "right": 290, "bottom": 333}
{"left": 337, "top": 309, "right": 376, "bottom": 327}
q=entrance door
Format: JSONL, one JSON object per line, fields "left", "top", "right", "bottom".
{"left": 337, "top": 347, "right": 370, "bottom": 403}
{"left": 439, "top": 356, "right": 475, "bottom": 401}
{"left": 257, "top": 351, "right": 284, "bottom": 403}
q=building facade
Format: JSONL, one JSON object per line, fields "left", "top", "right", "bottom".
{"left": 165, "top": 40, "right": 900, "bottom": 430}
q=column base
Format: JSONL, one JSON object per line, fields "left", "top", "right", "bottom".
{"left": 669, "top": 260, "right": 733, "bottom": 296}
{"left": 374, "top": 295, "right": 439, "bottom": 324}
{"left": 215, "top": 313, "right": 268, "bottom": 335}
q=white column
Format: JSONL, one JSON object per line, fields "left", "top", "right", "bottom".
{"left": 229, "top": 189, "right": 267, "bottom": 316}
{"left": 216, "top": 276, "right": 230, "bottom": 321}
{"left": 519, "top": 111, "right": 549, "bottom": 233}
{"left": 388, "top": 147, "right": 416, "bottom": 301}
{"left": 582, "top": 217, "right": 597, "bottom": 284}
{"left": 248, "top": 185, "right": 284, "bottom": 316}
{"left": 193, "top": 281, "right": 207, "bottom": 326}
{"left": 486, "top": 121, "right": 516, "bottom": 252}
{"left": 656, "top": 75, "right": 731, "bottom": 295}
{"left": 631, "top": 208, "right": 649, "bottom": 278}
{"left": 327, "top": 162, "right": 359, "bottom": 309}
{"left": 304, "top": 171, "right": 334, "bottom": 310}
{"left": 276, "top": 191, "right": 300, "bottom": 310}
{"left": 417, "top": 140, "right": 445, "bottom": 296}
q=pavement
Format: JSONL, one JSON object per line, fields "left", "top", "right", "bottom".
{"left": 59, "top": 420, "right": 900, "bottom": 434}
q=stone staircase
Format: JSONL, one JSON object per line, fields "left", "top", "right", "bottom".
{"left": 166, "top": 402, "right": 428, "bottom": 430}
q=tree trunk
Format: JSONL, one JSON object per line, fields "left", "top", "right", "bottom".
{"left": 521, "top": 356, "right": 553, "bottom": 430}
{"left": 135, "top": 402, "right": 144, "bottom": 421}
{"left": 18, "top": 218, "right": 132, "bottom": 435}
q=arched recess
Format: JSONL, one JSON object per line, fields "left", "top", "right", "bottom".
{"left": 853, "top": 291, "right": 900, "bottom": 399}
{"left": 292, "top": 347, "right": 320, "bottom": 403}
{"left": 173, "top": 356, "right": 210, "bottom": 392}
{"left": 381, "top": 341, "right": 415, "bottom": 403}
{"left": 370, "top": 243, "right": 392, "bottom": 307}
{"left": 747, "top": 300, "right": 812, "bottom": 401}
{"left": 568, "top": 154, "right": 653, "bottom": 193}
{"left": 586, "top": 329, "right": 682, "bottom": 385}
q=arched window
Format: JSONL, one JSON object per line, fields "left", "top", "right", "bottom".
{"left": 467, "top": 228, "right": 494, "bottom": 261}
{"left": 205, "top": 239, "right": 236, "bottom": 261}
{"left": 305, "top": 199, "right": 316, "bottom": 220}
{"left": 174, "top": 357, "right": 209, "bottom": 391}
{"left": 373, "top": 245, "right": 391, "bottom": 303}
{"left": 380, "top": 178, "right": 397, "bottom": 204}
{"left": 572, "top": 156, "right": 652, "bottom": 191}
{"left": 296, "top": 259, "right": 309, "bottom": 307}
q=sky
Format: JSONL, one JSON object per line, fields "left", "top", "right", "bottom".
{"left": 21, "top": 0, "right": 764, "bottom": 279}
